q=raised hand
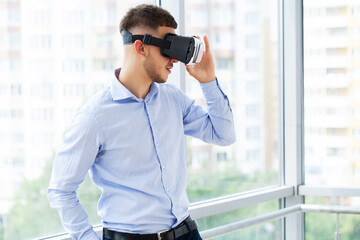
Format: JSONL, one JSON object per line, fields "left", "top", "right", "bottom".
{"left": 185, "top": 35, "right": 216, "bottom": 83}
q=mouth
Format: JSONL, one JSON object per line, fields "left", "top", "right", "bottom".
{"left": 166, "top": 65, "right": 173, "bottom": 74}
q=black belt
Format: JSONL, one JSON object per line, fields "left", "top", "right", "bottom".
{"left": 103, "top": 216, "right": 198, "bottom": 240}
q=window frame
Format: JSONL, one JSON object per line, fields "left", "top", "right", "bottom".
{"left": 37, "top": 0, "right": 360, "bottom": 239}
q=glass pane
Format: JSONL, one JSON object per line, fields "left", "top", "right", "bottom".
{"left": 305, "top": 197, "right": 360, "bottom": 240}
{"left": 0, "top": 0, "right": 154, "bottom": 239}
{"left": 207, "top": 220, "right": 280, "bottom": 240}
{"left": 304, "top": 1, "right": 360, "bottom": 186}
{"left": 184, "top": 0, "right": 280, "bottom": 202}
{"left": 197, "top": 200, "right": 279, "bottom": 240}
{"left": 306, "top": 212, "right": 360, "bottom": 240}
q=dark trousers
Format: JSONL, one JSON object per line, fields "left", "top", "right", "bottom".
{"left": 103, "top": 229, "right": 202, "bottom": 240}
{"left": 176, "top": 229, "right": 202, "bottom": 240}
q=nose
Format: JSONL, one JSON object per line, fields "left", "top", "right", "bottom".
{"left": 170, "top": 58, "right": 178, "bottom": 63}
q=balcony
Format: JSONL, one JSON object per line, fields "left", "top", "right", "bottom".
{"left": 37, "top": 185, "right": 360, "bottom": 240}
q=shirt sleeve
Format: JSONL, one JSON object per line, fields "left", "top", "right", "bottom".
{"left": 47, "top": 109, "right": 102, "bottom": 240}
{"left": 180, "top": 78, "right": 236, "bottom": 146}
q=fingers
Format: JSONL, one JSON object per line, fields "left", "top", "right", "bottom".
{"left": 185, "top": 64, "right": 193, "bottom": 73}
{"left": 203, "top": 35, "right": 210, "bottom": 53}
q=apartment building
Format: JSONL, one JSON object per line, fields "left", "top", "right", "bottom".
{"left": 304, "top": 1, "right": 360, "bottom": 187}
{"left": 184, "top": 0, "right": 235, "bottom": 171}
{"left": 185, "top": 0, "right": 279, "bottom": 177}
{"left": 0, "top": 0, "right": 153, "bottom": 217}
{"left": 0, "top": 0, "right": 23, "bottom": 218}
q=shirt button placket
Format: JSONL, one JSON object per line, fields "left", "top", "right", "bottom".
{"left": 145, "top": 103, "right": 172, "bottom": 199}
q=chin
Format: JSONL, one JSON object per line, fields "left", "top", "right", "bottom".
{"left": 155, "top": 78, "right": 167, "bottom": 84}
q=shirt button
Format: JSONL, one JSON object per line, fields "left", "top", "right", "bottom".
{"left": 163, "top": 166, "right": 166, "bottom": 170}
{"left": 156, "top": 144, "right": 159, "bottom": 147}
{"left": 166, "top": 188, "right": 170, "bottom": 192}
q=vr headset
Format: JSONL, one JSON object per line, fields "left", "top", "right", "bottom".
{"left": 121, "top": 30, "right": 204, "bottom": 65}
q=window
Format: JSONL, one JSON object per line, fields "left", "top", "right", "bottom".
{"left": 31, "top": 83, "right": 53, "bottom": 99}
{"left": 62, "top": 35, "right": 84, "bottom": 48}
{"left": 62, "top": 10, "right": 84, "bottom": 25}
{"left": 246, "top": 81, "right": 260, "bottom": 95}
{"left": 354, "top": 149, "right": 360, "bottom": 157}
{"left": 96, "top": 34, "right": 113, "bottom": 48}
{"left": 63, "top": 84, "right": 85, "bottom": 97}
{"left": 29, "top": 10, "right": 51, "bottom": 24}
{"left": 11, "top": 157, "right": 25, "bottom": 167}
{"left": 245, "top": 34, "right": 261, "bottom": 49}
{"left": 8, "top": 9, "right": 20, "bottom": 26}
{"left": 0, "top": 109, "right": 23, "bottom": 120}
{"left": 354, "top": 107, "right": 360, "bottom": 119}
{"left": 29, "top": 35, "right": 52, "bottom": 49}
{"left": 326, "top": 7, "right": 339, "bottom": 16}
{"left": 11, "top": 133, "right": 23, "bottom": 144}
{"left": 186, "top": 9, "right": 207, "bottom": 28}
{"left": 216, "top": 58, "right": 231, "bottom": 69}
{"left": 326, "top": 147, "right": 346, "bottom": 157}
{"left": 31, "top": 108, "right": 53, "bottom": 122}
{"left": 352, "top": 7, "right": 360, "bottom": 16}
{"left": 62, "top": 59, "right": 85, "bottom": 73}
{"left": 1, "top": 0, "right": 282, "bottom": 239}
{"left": 327, "top": 27, "right": 347, "bottom": 36}
{"left": 304, "top": 1, "right": 360, "bottom": 237}
{"left": 246, "top": 58, "right": 260, "bottom": 72}
{"left": 11, "top": 109, "right": 23, "bottom": 120}
{"left": 185, "top": 0, "right": 279, "bottom": 203}
{"left": 10, "top": 84, "right": 21, "bottom": 96}
{"left": 31, "top": 132, "right": 53, "bottom": 146}
{"left": 354, "top": 128, "right": 360, "bottom": 139}
{"left": 0, "top": 85, "right": 8, "bottom": 96}
{"left": 92, "top": 9, "right": 117, "bottom": 25}
{"left": 212, "top": 8, "right": 232, "bottom": 26}
{"left": 9, "top": 59, "right": 21, "bottom": 72}
{"left": 1, "top": 1, "right": 157, "bottom": 237}
{"left": 246, "top": 149, "right": 261, "bottom": 161}
{"left": 304, "top": 0, "right": 360, "bottom": 186}
{"left": 93, "top": 59, "right": 115, "bottom": 71}
{"left": 9, "top": 33, "right": 20, "bottom": 50}
{"left": 245, "top": 12, "right": 260, "bottom": 26}
{"left": 307, "top": 166, "right": 322, "bottom": 175}
{"left": 246, "top": 104, "right": 260, "bottom": 118}
{"left": 214, "top": 32, "right": 233, "bottom": 50}
{"left": 216, "top": 152, "right": 227, "bottom": 162}
{"left": 246, "top": 126, "right": 261, "bottom": 140}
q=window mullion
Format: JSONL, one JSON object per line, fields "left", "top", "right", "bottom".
{"left": 283, "top": 0, "right": 305, "bottom": 239}
{"left": 157, "top": 0, "right": 186, "bottom": 91}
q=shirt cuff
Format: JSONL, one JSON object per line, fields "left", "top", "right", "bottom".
{"left": 199, "top": 78, "right": 226, "bottom": 101}
{"left": 81, "top": 228, "right": 101, "bottom": 240}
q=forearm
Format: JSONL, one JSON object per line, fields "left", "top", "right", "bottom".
{"left": 183, "top": 79, "right": 236, "bottom": 145}
{"left": 48, "top": 189, "right": 100, "bottom": 240}
{"left": 200, "top": 79, "right": 236, "bottom": 145}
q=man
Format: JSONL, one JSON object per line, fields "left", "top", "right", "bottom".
{"left": 48, "top": 4, "right": 235, "bottom": 240}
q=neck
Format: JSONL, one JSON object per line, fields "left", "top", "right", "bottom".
{"left": 118, "top": 65, "right": 152, "bottom": 99}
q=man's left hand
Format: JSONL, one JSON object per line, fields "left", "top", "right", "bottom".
{"left": 185, "top": 35, "right": 216, "bottom": 83}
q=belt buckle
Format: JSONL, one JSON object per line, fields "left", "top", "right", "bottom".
{"left": 157, "top": 229, "right": 168, "bottom": 240}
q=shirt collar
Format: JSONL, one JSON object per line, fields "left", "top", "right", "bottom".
{"left": 111, "top": 68, "right": 159, "bottom": 102}
{"left": 145, "top": 82, "right": 159, "bottom": 102}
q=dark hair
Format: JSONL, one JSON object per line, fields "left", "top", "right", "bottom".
{"left": 120, "top": 4, "right": 177, "bottom": 33}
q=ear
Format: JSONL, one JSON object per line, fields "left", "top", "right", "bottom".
{"left": 133, "top": 40, "right": 147, "bottom": 57}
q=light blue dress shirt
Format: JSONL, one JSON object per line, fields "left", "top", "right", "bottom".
{"left": 48, "top": 69, "right": 236, "bottom": 240}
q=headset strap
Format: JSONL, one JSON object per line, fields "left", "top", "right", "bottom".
{"left": 122, "top": 30, "right": 171, "bottom": 49}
